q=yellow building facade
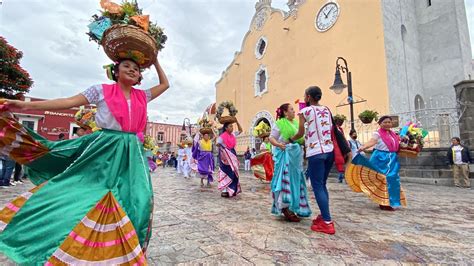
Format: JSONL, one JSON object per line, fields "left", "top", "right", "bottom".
{"left": 216, "top": 0, "right": 389, "bottom": 140}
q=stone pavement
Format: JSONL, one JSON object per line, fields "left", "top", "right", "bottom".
{"left": 0, "top": 168, "right": 473, "bottom": 265}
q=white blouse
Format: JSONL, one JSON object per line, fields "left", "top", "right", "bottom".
{"left": 372, "top": 131, "right": 390, "bottom": 151}
{"left": 81, "top": 84, "right": 152, "bottom": 131}
{"left": 300, "top": 105, "right": 334, "bottom": 157}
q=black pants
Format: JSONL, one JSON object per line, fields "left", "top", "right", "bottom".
{"left": 13, "top": 163, "right": 23, "bottom": 182}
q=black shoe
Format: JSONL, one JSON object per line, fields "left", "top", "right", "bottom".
{"left": 221, "top": 192, "right": 230, "bottom": 198}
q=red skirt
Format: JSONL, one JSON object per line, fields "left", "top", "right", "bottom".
{"left": 250, "top": 152, "right": 274, "bottom": 182}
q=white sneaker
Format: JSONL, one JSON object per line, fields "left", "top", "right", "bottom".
{"left": 9, "top": 182, "right": 16, "bottom": 186}
{"left": 0, "top": 186, "right": 10, "bottom": 189}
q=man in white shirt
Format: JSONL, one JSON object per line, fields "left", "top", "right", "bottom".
{"left": 447, "top": 137, "right": 472, "bottom": 188}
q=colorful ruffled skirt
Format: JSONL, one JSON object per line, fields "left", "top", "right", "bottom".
{"left": 0, "top": 115, "right": 153, "bottom": 265}
{"left": 345, "top": 152, "right": 407, "bottom": 207}
{"left": 217, "top": 147, "right": 241, "bottom": 197}
{"left": 250, "top": 151, "right": 274, "bottom": 182}
{"left": 271, "top": 144, "right": 311, "bottom": 217}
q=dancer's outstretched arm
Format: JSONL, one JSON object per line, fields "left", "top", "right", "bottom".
{"left": 4, "top": 94, "right": 88, "bottom": 111}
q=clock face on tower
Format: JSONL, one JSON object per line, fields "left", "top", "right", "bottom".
{"left": 315, "top": 2, "right": 340, "bottom": 32}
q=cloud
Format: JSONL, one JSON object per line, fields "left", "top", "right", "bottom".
{"left": 0, "top": 0, "right": 263, "bottom": 124}
{"left": 1, "top": 0, "right": 471, "bottom": 125}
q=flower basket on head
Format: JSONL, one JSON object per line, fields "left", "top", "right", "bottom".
{"left": 253, "top": 121, "right": 271, "bottom": 139}
{"left": 102, "top": 24, "right": 157, "bottom": 68}
{"left": 216, "top": 101, "right": 238, "bottom": 125}
{"left": 197, "top": 117, "right": 215, "bottom": 135}
{"left": 358, "top": 110, "right": 378, "bottom": 124}
{"left": 218, "top": 116, "right": 237, "bottom": 124}
{"left": 199, "top": 127, "right": 213, "bottom": 135}
{"left": 87, "top": 0, "right": 167, "bottom": 68}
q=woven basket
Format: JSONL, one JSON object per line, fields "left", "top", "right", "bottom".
{"left": 218, "top": 116, "right": 237, "bottom": 124}
{"left": 258, "top": 132, "right": 270, "bottom": 139}
{"left": 102, "top": 24, "right": 157, "bottom": 68}
{"left": 199, "top": 128, "right": 213, "bottom": 135}
{"left": 398, "top": 148, "right": 419, "bottom": 158}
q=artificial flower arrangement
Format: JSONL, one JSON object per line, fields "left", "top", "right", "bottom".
{"left": 74, "top": 107, "right": 100, "bottom": 132}
{"left": 216, "top": 101, "right": 238, "bottom": 124}
{"left": 198, "top": 116, "right": 215, "bottom": 135}
{"left": 253, "top": 121, "right": 271, "bottom": 139}
{"left": 143, "top": 135, "right": 156, "bottom": 151}
{"left": 87, "top": 0, "right": 167, "bottom": 67}
{"left": 398, "top": 121, "right": 428, "bottom": 158}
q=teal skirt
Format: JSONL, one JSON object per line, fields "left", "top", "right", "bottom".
{"left": 271, "top": 144, "right": 311, "bottom": 217}
{"left": 0, "top": 116, "right": 153, "bottom": 265}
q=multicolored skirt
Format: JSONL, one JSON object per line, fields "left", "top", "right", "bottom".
{"left": 217, "top": 147, "right": 241, "bottom": 196}
{"left": 345, "top": 152, "right": 407, "bottom": 207}
{"left": 271, "top": 144, "right": 311, "bottom": 217}
{"left": 0, "top": 114, "right": 153, "bottom": 265}
{"left": 250, "top": 151, "right": 274, "bottom": 182}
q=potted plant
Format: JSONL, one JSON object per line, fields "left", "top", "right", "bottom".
{"left": 333, "top": 114, "right": 347, "bottom": 127}
{"left": 358, "top": 110, "right": 378, "bottom": 124}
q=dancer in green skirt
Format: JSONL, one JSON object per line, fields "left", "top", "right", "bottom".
{"left": 0, "top": 57, "right": 169, "bottom": 265}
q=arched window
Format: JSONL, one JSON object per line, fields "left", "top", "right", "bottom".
{"left": 414, "top": 94, "right": 426, "bottom": 126}
{"left": 414, "top": 95, "right": 425, "bottom": 110}
{"left": 254, "top": 65, "right": 269, "bottom": 96}
{"left": 255, "top": 36, "right": 268, "bottom": 59}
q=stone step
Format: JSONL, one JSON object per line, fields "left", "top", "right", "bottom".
{"left": 400, "top": 176, "right": 455, "bottom": 186}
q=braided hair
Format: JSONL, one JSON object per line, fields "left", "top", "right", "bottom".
{"left": 276, "top": 103, "right": 291, "bottom": 120}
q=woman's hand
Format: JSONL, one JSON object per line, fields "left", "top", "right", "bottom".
{"left": 278, "top": 143, "right": 286, "bottom": 150}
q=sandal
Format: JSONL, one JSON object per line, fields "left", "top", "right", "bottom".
{"left": 282, "top": 208, "right": 301, "bottom": 222}
{"left": 379, "top": 205, "right": 395, "bottom": 211}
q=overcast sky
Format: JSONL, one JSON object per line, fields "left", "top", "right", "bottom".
{"left": 0, "top": 0, "right": 473, "bottom": 125}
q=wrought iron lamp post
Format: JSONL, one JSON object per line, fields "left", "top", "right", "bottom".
{"left": 330, "top": 57, "right": 355, "bottom": 132}
{"left": 182, "top": 118, "right": 192, "bottom": 136}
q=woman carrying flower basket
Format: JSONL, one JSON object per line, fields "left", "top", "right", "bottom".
{"left": 250, "top": 121, "right": 274, "bottom": 182}
{"left": 192, "top": 128, "right": 217, "bottom": 187}
{"left": 269, "top": 103, "right": 312, "bottom": 222}
{"left": 215, "top": 101, "right": 242, "bottom": 198}
{"left": 0, "top": 55, "right": 169, "bottom": 264}
{"left": 347, "top": 115, "right": 408, "bottom": 211}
